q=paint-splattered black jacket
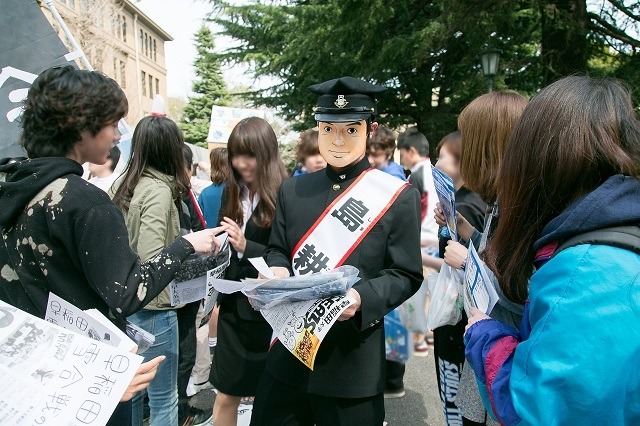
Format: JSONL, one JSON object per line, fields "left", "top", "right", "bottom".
{"left": 0, "top": 157, "right": 195, "bottom": 328}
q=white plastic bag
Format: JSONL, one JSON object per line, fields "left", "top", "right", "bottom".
{"left": 399, "top": 280, "right": 429, "bottom": 334}
{"left": 426, "top": 263, "right": 463, "bottom": 330}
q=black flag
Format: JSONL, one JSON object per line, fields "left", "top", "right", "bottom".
{"left": 0, "top": 0, "right": 76, "bottom": 159}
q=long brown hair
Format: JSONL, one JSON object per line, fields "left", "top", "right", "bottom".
{"left": 486, "top": 76, "right": 640, "bottom": 304}
{"left": 458, "top": 92, "right": 528, "bottom": 204}
{"left": 209, "top": 147, "right": 230, "bottom": 185}
{"left": 112, "top": 116, "right": 190, "bottom": 210}
{"left": 221, "top": 117, "right": 288, "bottom": 228}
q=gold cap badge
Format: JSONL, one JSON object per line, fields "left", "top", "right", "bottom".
{"left": 334, "top": 95, "right": 349, "bottom": 108}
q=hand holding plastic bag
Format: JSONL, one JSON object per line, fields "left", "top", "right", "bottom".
{"left": 426, "top": 263, "right": 463, "bottom": 330}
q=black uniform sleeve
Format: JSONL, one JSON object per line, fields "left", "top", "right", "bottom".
{"left": 74, "top": 202, "right": 194, "bottom": 318}
{"left": 187, "top": 196, "right": 205, "bottom": 232}
{"left": 266, "top": 183, "right": 293, "bottom": 273}
{"left": 353, "top": 186, "right": 424, "bottom": 331}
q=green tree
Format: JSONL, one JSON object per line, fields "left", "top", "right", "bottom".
{"left": 180, "top": 26, "right": 229, "bottom": 147}
{"left": 209, "top": 0, "right": 640, "bottom": 155}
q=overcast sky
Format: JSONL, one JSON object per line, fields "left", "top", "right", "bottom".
{"left": 135, "top": 0, "right": 258, "bottom": 99}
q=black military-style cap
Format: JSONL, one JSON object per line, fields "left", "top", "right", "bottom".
{"left": 309, "top": 76, "right": 387, "bottom": 123}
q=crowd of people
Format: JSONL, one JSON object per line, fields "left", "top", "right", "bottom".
{"left": 0, "top": 64, "right": 638, "bottom": 426}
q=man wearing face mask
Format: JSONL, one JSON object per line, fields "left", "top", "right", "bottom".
{"left": 250, "top": 77, "right": 423, "bottom": 425}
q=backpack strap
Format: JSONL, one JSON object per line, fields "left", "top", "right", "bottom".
{"left": 555, "top": 225, "right": 640, "bottom": 257}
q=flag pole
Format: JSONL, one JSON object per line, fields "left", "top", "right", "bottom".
{"left": 42, "top": 0, "right": 132, "bottom": 136}
{"left": 42, "top": 0, "right": 92, "bottom": 70}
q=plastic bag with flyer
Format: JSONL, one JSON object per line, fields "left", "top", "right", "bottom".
{"left": 426, "top": 263, "right": 463, "bottom": 330}
{"left": 384, "top": 307, "right": 413, "bottom": 362}
{"left": 398, "top": 280, "right": 429, "bottom": 334}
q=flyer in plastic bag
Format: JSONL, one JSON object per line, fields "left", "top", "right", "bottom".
{"left": 262, "top": 295, "right": 355, "bottom": 370}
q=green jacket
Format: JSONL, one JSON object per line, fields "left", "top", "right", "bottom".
{"left": 113, "top": 167, "right": 182, "bottom": 310}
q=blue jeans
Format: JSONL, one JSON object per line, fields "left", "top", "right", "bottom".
{"left": 129, "top": 309, "right": 179, "bottom": 426}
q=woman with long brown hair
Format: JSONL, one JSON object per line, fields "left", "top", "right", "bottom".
{"left": 209, "top": 117, "right": 288, "bottom": 426}
{"left": 464, "top": 76, "right": 640, "bottom": 424}
{"left": 112, "top": 116, "right": 224, "bottom": 426}
{"left": 434, "top": 91, "right": 528, "bottom": 426}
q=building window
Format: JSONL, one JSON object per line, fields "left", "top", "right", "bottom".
{"left": 141, "top": 71, "right": 146, "bottom": 97}
{"left": 113, "top": 58, "right": 117, "bottom": 80}
{"left": 122, "top": 17, "right": 127, "bottom": 42}
{"left": 155, "top": 78, "right": 159, "bottom": 95}
{"left": 144, "top": 33, "right": 149, "bottom": 57}
{"left": 148, "top": 74, "right": 153, "bottom": 99}
{"left": 68, "top": 0, "right": 75, "bottom": 9}
{"left": 111, "top": 12, "right": 117, "bottom": 37}
{"left": 120, "top": 61, "right": 126, "bottom": 89}
{"left": 153, "top": 39, "right": 157, "bottom": 61}
{"left": 139, "top": 29, "right": 143, "bottom": 52}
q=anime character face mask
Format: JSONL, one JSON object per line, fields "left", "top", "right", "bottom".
{"left": 318, "top": 120, "right": 371, "bottom": 169}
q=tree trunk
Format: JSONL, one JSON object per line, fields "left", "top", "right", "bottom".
{"left": 540, "top": 0, "right": 588, "bottom": 85}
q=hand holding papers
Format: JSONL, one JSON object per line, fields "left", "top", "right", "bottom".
{"left": 463, "top": 242, "right": 499, "bottom": 317}
{"left": 169, "top": 234, "right": 231, "bottom": 314}
{"left": 209, "top": 265, "right": 361, "bottom": 370}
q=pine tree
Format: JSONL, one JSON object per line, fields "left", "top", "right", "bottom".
{"left": 180, "top": 26, "right": 229, "bottom": 147}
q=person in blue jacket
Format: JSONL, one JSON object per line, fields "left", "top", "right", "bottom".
{"left": 367, "top": 126, "right": 407, "bottom": 181}
{"left": 464, "top": 76, "right": 640, "bottom": 425}
{"left": 198, "top": 147, "right": 229, "bottom": 228}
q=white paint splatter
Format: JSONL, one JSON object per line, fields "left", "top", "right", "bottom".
{"left": 28, "top": 178, "right": 68, "bottom": 210}
{"left": 1, "top": 265, "right": 18, "bottom": 282}
{"left": 27, "top": 208, "right": 33, "bottom": 216}
{"left": 137, "top": 283, "right": 148, "bottom": 301}
{"left": 37, "top": 244, "right": 49, "bottom": 255}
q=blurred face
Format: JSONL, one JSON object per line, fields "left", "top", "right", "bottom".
{"left": 303, "top": 154, "right": 327, "bottom": 173}
{"left": 87, "top": 158, "right": 113, "bottom": 177}
{"left": 399, "top": 146, "right": 419, "bottom": 169}
{"left": 76, "top": 121, "right": 121, "bottom": 165}
{"left": 435, "top": 145, "right": 460, "bottom": 181}
{"left": 231, "top": 154, "right": 257, "bottom": 184}
{"left": 318, "top": 120, "right": 376, "bottom": 169}
{"left": 367, "top": 148, "right": 389, "bottom": 170}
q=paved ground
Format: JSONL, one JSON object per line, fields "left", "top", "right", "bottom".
{"left": 189, "top": 351, "right": 446, "bottom": 426}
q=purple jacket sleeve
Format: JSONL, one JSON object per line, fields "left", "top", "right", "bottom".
{"left": 464, "top": 319, "right": 522, "bottom": 426}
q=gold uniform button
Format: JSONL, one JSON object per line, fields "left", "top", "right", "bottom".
{"left": 332, "top": 184, "right": 340, "bottom": 191}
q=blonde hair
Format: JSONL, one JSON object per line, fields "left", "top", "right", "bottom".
{"left": 458, "top": 92, "right": 528, "bottom": 203}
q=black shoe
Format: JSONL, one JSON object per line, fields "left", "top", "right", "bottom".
{"left": 181, "top": 406, "right": 213, "bottom": 426}
{"left": 383, "top": 387, "right": 406, "bottom": 399}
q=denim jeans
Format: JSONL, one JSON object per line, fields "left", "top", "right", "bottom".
{"left": 129, "top": 309, "right": 179, "bottom": 426}
{"left": 176, "top": 301, "right": 200, "bottom": 421}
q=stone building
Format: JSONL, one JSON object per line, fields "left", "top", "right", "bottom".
{"left": 40, "top": 0, "right": 173, "bottom": 123}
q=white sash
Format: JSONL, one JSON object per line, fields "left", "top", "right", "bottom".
{"left": 291, "top": 168, "right": 408, "bottom": 276}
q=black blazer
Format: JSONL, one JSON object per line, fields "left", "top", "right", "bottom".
{"left": 217, "top": 187, "right": 272, "bottom": 321}
{"left": 265, "top": 157, "right": 424, "bottom": 398}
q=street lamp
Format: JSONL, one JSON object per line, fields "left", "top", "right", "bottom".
{"left": 481, "top": 48, "right": 502, "bottom": 93}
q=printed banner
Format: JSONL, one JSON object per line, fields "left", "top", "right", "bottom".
{"left": 0, "top": 0, "right": 79, "bottom": 158}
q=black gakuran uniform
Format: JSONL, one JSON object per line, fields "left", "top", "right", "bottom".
{"left": 251, "top": 77, "right": 423, "bottom": 425}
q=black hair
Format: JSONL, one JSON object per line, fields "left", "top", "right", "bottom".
{"left": 397, "top": 127, "right": 429, "bottom": 157}
{"left": 20, "top": 66, "right": 128, "bottom": 158}
{"left": 107, "top": 146, "right": 121, "bottom": 172}
{"left": 182, "top": 144, "right": 194, "bottom": 175}
{"left": 112, "top": 116, "right": 190, "bottom": 211}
